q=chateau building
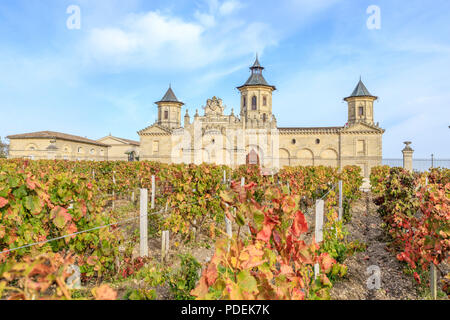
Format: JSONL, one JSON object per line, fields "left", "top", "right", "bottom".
{"left": 138, "top": 56, "right": 385, "bottom": 177}
{"left": 6, "top": 56, "right": 385, "bottom": 177}
{"left": 7, "top": 132, "right": 138, "bottom": 161}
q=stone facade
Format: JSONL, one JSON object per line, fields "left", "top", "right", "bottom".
{"left": 97, "top": 135, "right": 140, "bottom": 161}
{"left": 6, "top": 132, "right": 140, "bottom": 161}
{"left": 7, "top": 132, "right": 110, "bottom": 161}
{"left": 138, "top": 57, "right": 385, "bottom": 177}
{"left": 6, "top": 57, "right": 385, "bottom": 176}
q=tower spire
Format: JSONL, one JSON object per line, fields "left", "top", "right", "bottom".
{"left": 347, "top": 78, "right": 374, "bottom": 98}
{"left": 155, "top": 85, "right": 184, "bottom": 129}
{"left": 238, "top": 55, "right": 275, "bottom": 89}
{"left": 250, "top": 53, "right": 263, "bottom": 71}
{"left": 344, "top": 78, "right": 378, "bottom": 126}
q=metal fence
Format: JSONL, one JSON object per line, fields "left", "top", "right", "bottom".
{"left": 382, "top": 159, "right": 450, "bottom": 172}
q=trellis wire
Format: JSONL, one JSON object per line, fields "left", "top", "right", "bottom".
{"left": 0, "top": 208, "right": 165, "bottom": 256}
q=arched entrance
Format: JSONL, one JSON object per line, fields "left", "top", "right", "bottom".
{"left": 246, "top": 149, "right": 260, "bottom": 165}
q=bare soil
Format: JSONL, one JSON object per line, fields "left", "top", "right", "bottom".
{"left": 105, "top": 193, "right": 448, "bottom": 300}
{"left": 330, "top": 192, "right": 421, "bottom": 300}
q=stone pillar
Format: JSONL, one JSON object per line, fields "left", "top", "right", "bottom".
{"left": 402, "top": 141, "right": 414, "bottom": 172}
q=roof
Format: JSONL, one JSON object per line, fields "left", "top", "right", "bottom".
{"left": 251, "top": 54, "right": 263, "bottom": 69}
{"left": 156, "top": 86, "right": 184, "bottom": 104}
{"left": 137, "top": 123, "right": 173, "bottom": 136}
{"left": 278, "top": 126, "right": 343, "bottom": 130}
{"left": 98, "top": 135, "right": 140, "bottom": 146}
{"left": 346, "top": 79, "right": 376, "bottom": 99}
{"left": 237, "top": 56, "right": 276, "bottom": 90}
{"left": 7, "top": 131, "right": 110, "bottom": 147}
{"left": 118, "top": 137, "right": 140, "bottom": 146}
{"left": 243, "top": 73, "right": 271, "bottom": 87}
{"left": 279, "top": 123, "right": 384, "bottom": 134}
{"left": 278, "top": 126, "right": 343, "bottom": 134}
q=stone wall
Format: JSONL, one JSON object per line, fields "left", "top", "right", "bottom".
{"left": 8, "top": 138, "right": 108, "bottom": 161}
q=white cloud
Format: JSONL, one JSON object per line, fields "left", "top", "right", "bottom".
{"left": 219, "top": 0, "right": 243, "bottom": 15}
{"left": 84, "top": 11, "right": 206, "bottom": 68}
{"left": 81, "top": 1, "right": 273, "bottom": 71}
{"left": 89, "top": 28, "right": 139, "bottom": 55}
{"left": 194, "top": 11, "right": 216, "bottom": 27}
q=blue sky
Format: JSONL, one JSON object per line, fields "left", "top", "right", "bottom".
{"left": 0, "top": 0, "right": 449, "bottom": 158}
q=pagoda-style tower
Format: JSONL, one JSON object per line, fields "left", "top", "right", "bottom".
{"left": 237, "top": 55, "right": 276, "bottom": 127}
{"left": 344, "top": 79, "right": 378, "bottom": 126}
{"left": 156, "top": 85, "right": 184, "bottom": 129}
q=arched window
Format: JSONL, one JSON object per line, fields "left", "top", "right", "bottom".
{"left": 243, "top": 96, "right": 247, "bottom": 108}
{"left": 78, "top": 147, "right": 83, "bottom": 153}
{"left": 359, "top": 106, "right": 364, "bottom": 116}
{"left": 164, "top": 110, "right": 169, "bottom": 120}
{"left": 252, "top": 96, "right": 257, "bottom": 110}
{"left": 263, "top": 96, "right": 267, "bottom": 106}
{"left": 263, "top": 114, "right": 267, "bottom": 122}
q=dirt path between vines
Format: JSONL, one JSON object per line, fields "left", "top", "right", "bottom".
{"left": 330, "top": 192, "right": 420, "bottom": 300}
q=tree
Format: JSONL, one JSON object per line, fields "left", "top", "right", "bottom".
{"left": 0, "top": 136, "right": 9, "bottom": 158}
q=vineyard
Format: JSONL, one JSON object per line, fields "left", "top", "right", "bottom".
{"left": 0, "top": 159, "right": 448, "bottom": 300}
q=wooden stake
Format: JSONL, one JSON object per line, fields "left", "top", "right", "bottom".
{"left": 161, "top": 230, "right": 170, "bottom": 262}
{"left": 315, "top": 199, "right": 324, "bottom": 243}
{"left": 161, "top": 231, "right": 166, "bottom": 262}
{"left": 151, "top": 175, "right": 155, "bottom": 210}
{"left": 112, "top": 191, "right": 115, "bottom": 210}
{"left": 225, "top": 204, "right": 233, "bottom": 253}
{"left": 165, "top": 231, "right": 170, "bottom": 257}
{"left": 314, "top": 263, "right": 320, "bottom": 280}
{"left": 315, "top": 199, "right": 324, "bottom": 281}
{"left": 139, "top": 189, "right": 149, "bottom": 257}
{"left": 424, "top": 177, "right": 437, "bottom": 299}
{"left": 112, "top": 171, "right": 116, "bottom": 210}
{"left": 430, "top": 263, "right": 437, "bottom": 300}
{"left": 338, "top": 180, "right": 343, "bottom": 221}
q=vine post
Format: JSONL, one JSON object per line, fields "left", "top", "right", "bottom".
{"left": 314, "top": 199, "right": 324, "bottom": 279}
{"left": 225, "top": 204, "right": 233, "bottom": 252}
{"left": 240, "top": 177, "right": 251, "bottom": 235}
{"left": 338, "top": 180, "right": 343, "bottom": 221}
{"left": 223, "top": 171, "right": 232, "bottom": 251}
{"left": 112, "top": 171, "right": 116, "bottom": 210}
{"left": 425, "top": 177, "right": 437, "bottom": 300}
{"left": 430, "top": 264, "right": 437, "bottom": 300}
{"left": 151, "top": 175, "right": 156, "bottom": 210}
{"left": 139, "top": 188, "right": 149, "bottom": 258}
{"left": 161, "top": 230, "right": 170, "bottom": 263}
